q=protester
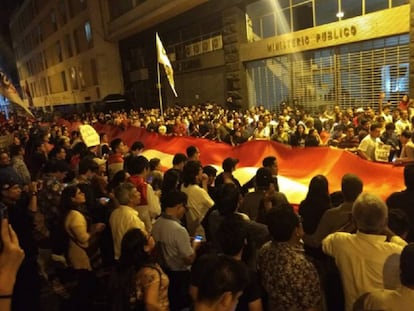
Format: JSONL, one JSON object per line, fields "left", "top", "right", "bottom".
{"left": 61, "top": 185, "right": 105, "bottom": 309}
{"left": 110, "top": 182, "right": 145, "bottom": 260}
{"left": 258, "top": 205, "right": 322, "bottom": 311}
{"left": 322, "top": 192, "right": 407, "bottom": 311}
{"left": 355, "top": 243, "right": 414, "bottom": 311}
{"left": 0, "top": 218, "right": 25, "bottom": 311}
{"left": 109, "top": 228, "right": 169, "bottom": 310}
{"left": 191, "top": 255, "right": 249, "bottom": 311}
{"left": 152, "top": 190, "right": 200, "bottom": 311}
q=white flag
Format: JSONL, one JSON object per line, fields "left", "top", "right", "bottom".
{"left": 156, "top": 33, "right": 178, "bottom": 97}
{"left": 0, "top": 70, "right": 33, "bottom": 117}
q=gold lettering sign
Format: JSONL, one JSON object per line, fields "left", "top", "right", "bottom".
{"left": 267, "top": 25, "right": 358, "bottom": 53}
{"left": 315, "top": 26, "right": 357, "bottom": 43}
{"left": 241, "top": 4, "right": 409, "bottom": 62}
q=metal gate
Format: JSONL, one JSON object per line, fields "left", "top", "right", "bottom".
{"left": 246, "top": 34, "right": 409, "bottom": 112}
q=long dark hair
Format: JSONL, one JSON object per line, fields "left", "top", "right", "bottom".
{"left": 109, "top": 228, "right": 152, "bottom": 311}
{"left": 299, "top": 174, "right": 331, "bottom": 234}
{"left": 182, "top": 160, "right": 202, "bottom": 187}
{"left": 60, "top": 185, "right": 85, "bottom": 216}
{"left": 59, "top": 185, "right": 91, "bottom": 229}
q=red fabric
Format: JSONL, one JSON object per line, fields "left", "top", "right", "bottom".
{"left": 107, "top": 152, "right": 123, "bottom": 165}
{"left": 70, "top": 154, "right": 80, "bottom": 171}
{"left": 399, "top": 101, "right": 409, "bottom": 111}
{"left": 128, "top": 175, "right": 148, "bottom": 205}
{"left": 92, "top": 124, "right": 405, "bottom": 204}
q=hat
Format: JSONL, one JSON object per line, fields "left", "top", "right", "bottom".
{"left": 93, "top": 157, "right": 106, "bottom": 166}
{"left": 356, "top": 107, "right": 364, "bottom": 113}
{"left": 222, "top": 157, "right": 239, "bottom": 172}
{"left": 0, "top": 174, "right": 20, "bottom": 191}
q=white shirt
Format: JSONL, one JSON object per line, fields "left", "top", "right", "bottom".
{"left": 381, "top": 112, "right": 393, "bottom": 124}
{"left": 400, "top": 140, "right": 414, "bottom": 160}
{"left": 395, "top": 119, "right": 411, "bottom": 136}
{"left": 358, "top": 134, "right": 381, "bottom": 161}
{"left": 136, "top": 183, "right": 161, "bottom": 232}
{"left": 109, "top": 205, "right": 146, "bottom": 260}
{"left": 362, "top": 286, "right": 414, "bottom": 311}
{"left": 322, "top": 231, "right": 407, "bottom": 311}
{"left": 181, "top": 184, "right": 214, "bottom": 237}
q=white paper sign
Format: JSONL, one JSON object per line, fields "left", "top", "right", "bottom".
{"left": 79, "top": 124, "right": 100, "bottom": 147}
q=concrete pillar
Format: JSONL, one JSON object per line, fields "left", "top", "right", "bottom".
{"left": 410, "top": 0, "right": 414, "bottom": 98}
{"left": 222, "top": 5, "right": 248, "bottom": 109}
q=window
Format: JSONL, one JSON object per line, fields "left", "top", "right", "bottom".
{"left": 37, "top": 25, "right": 43, "bottom": 42}
{"left": 292, "top": 2, "right": 313, "bottom": 31}
{"left": 91, "top": 59, "right": 98, "bottom": 85}
{"left": 392, "top": 0, "right": 408, "bottom": 6}
{"left": 61, "top": 71, "right": 68, "bottom": 91}
{"left": 42, "top": 51, "right": 48, "bottom": 68}
{"left": 68, "top": 0, "right": 87, "bottom": 18}
{"left": 70, "top": 67, "right": 78, "bottom": 89}
{"left": 365, "top": 0, "right": 388, "bottom": 14}
{"left": 315, "top": 0, "right": 338, "bottom": 26}
{"left": 48, "top": 72, "right": 67, "bottom": 94}
{"left": 59, "top": 0, "right": 68, "bottom": 25}
{"left": 276, "top": 9, "right": 291, "bottom": 35}
{"left": 342, "top": 0, "right": 362, "bottom": 20}
{"left": 278, "top": 0, "right": 290, "bottom": 9}
{"left": 65, "top": 34, "right": 73, "bottom": 58}
{"left": 262, "top": 14, "right": 275, "bottom": 38}
{"left": 40, "top": 77, "right": 48, "bottom": 96}
{"left": 84, "top": 21, "right": 92, "bottom": 43}
{"left": 51, "top": 10, "right": 57, "bottom": 31}
{"left": 73, "top": 29, "right": 80, "bottom": 53}
{"left": 56, "top": 41, "right": 62, "bottom": 62}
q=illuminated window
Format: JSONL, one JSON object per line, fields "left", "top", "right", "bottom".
{"left": 85, "top": 21, "right": 92, "bottom": 43}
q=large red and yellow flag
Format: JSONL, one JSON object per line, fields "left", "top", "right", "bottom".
{"left": 92, "top": 123, "right": 406, "bottom": 205}
{"left": 156, "top": 33, "right": 178, "bottom": 97}
{"left": 0, "top": 70, "right": 33, "bottom": 116}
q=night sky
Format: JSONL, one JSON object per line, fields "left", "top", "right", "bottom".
{"left": 0, "top": 0, "right": 24, "bottom": 79}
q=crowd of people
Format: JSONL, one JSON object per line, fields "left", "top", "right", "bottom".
{"left": 1, "top": 92, "right": 414, "bottom": 162}
{"left": 0, "top": 97, "right": 413, "bottom": 311}
{"left": 27, "top": 93, "right": 414, "bottom": 162}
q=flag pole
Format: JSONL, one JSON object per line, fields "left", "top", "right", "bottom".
{"left": 156, "top": 36, "right": 164, "bottom": 116}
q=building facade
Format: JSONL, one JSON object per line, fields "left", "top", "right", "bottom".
{"left": 104, "top": 0, "right": 410, "bottom": 111}
{"left": 8, "top": 0, "right": 412, "bottom": 112}
{"left": 9, "top": 0, "right": 123, "bottom": 110}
